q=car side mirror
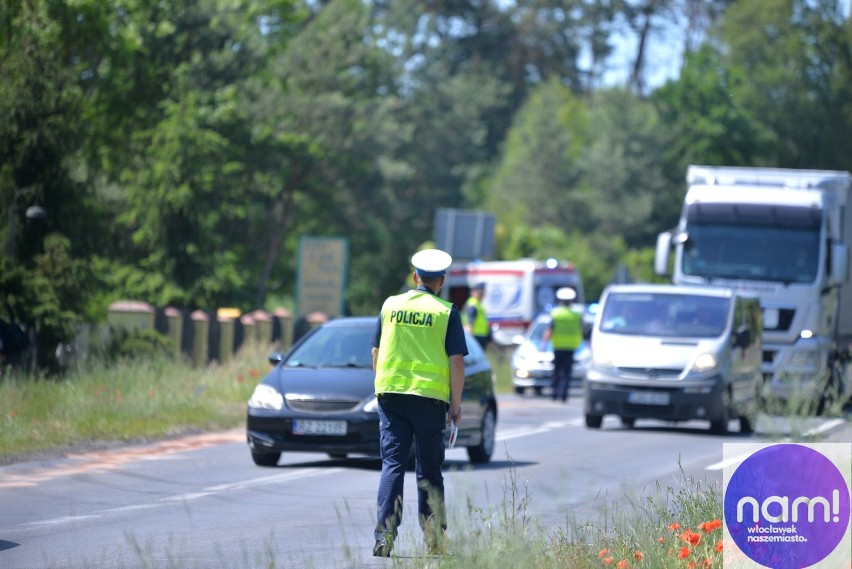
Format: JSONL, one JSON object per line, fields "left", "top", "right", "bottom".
{"left": 268, "top": 352, "right": 284, "bottom": 366}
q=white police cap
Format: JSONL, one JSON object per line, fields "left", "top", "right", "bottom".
{"left": 411, "top": 249, "right": 452, "bottom": 278}
{"left": 556, "top": 287, "right": 576, "bottom": 301}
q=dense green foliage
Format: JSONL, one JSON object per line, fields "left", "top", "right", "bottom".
{"left": 2, "top": 0, "right": 851, "bottom": 371}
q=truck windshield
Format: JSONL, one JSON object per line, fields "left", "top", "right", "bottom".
{"left": 600, "top": 293, "right": 730, "bottom": 338}
{"left": 681, "top": 203, "right": 821, "bottom": 284}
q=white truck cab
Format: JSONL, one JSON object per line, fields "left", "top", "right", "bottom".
{"left": 656, "top": 166, "right": 852, "bottom": 411}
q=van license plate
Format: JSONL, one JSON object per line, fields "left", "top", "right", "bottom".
{"left": 627, "top": 391, "right": 670, "bottom": 405}
{"left": 293, "top": 420, "right": 347, "bottom": 436}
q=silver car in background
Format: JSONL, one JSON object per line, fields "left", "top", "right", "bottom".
{"left": 510, "top": 312, "right": 590, "bottom": 396}
{"left": 583, "top": 284, "right": 762, "bottom": 434}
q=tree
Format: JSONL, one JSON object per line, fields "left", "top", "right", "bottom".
{"left": 580, "top": 88, "right": 672, "bottom": 248}
{"left": 717, "top": 0, "right": 852, "bottom": 168}
{"left": 252, "top": 0, "right": 408, "bottom": 314}
{"left": 0, "top": 1, "right": 112, "bottom": 369}
{"left": 109, "top": 0, "right": 304, "bottom": 309}
{"left": 652, "top": 44, "right": 776, "bottom": 173}
{"left": 486, "top": 78, "right": 590, "bottom": 234}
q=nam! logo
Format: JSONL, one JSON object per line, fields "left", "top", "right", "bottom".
{"left": 723, "top": 443, "right": 851, "bottom": 568}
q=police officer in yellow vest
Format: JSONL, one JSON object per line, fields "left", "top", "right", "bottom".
{"left": 371, "top": 248, "right": 467, "bottom": 558}
{"left": 541, "top": 287, "right": 583, "bottom": 403}
{"left": 463, "top": 282, "right": 491, "bottom": 349}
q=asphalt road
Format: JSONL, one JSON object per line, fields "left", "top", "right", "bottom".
{"left": 1, "top": 391, "right": 849, "bottom": 569}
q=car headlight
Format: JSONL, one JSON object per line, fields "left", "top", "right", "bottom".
{"left": 691, "top": 353, "right": 717, "bottom": 373}
{"left": 363, "top": 396, "right": 379, "bottom": 413}
{"left": 591, "top": 350, "right": 611, "bottom": 367}
{"left": 248, "top": 384, "right": 284, "bottom": 410}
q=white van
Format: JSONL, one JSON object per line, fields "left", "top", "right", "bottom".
{"left": 584, "top": 284, "right": 762, "bottom": 435}
{"left": 443, "top": 258, "right": 585, "bottom": 346}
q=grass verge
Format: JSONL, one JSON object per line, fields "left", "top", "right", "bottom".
{"left": 0, "top": 342, "right": 264, "bottom": 461}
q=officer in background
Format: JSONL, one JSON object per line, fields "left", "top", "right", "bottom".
{"left": 462, "top": 282, "right": 490, "bottom": 350}
{"left": 541, "top": 287, "right": 583, "bottom": 403}
{"left": 371, "top": 248, "right": 467, "bottom": 558}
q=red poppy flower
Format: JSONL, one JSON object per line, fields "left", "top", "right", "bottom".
{"left": 680, "top": 530, "right": 701, "bottom": 547}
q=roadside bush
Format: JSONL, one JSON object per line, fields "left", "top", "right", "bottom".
{"left": 102, "top": 327, "right": 173, "bottom": 362}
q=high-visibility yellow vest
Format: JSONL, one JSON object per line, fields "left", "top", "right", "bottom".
{"left": 463, "top": 296, "right": 490, "bottom": 336}
{"left": 375, "top": 290, "right": 452, "bottom": 402}
{"left": 550, "top": 306, "right": 583, "bottom": 350}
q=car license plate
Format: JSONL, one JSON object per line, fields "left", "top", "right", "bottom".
{"left": 293, "top": 420, "right": 347, "bottom": 436}
{"left": 627, "top": 391, "right": 670, "bottom": 405}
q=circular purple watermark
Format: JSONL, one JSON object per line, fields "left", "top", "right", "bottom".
{"left": 724, "top": 444, "right": 850, "bottom": 568}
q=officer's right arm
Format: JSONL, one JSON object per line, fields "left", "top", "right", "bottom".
{"left": 449, "top": 354, "right": 464, "bottom": 426}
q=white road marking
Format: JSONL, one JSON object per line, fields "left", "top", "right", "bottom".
{"left": 22, "top": 468, "right": 341, "bottom": 528}
{"left": 805, "top": 418, "right": 845, "bottom": 436}
{"left": 705, "top": 418, "right": 847, "bottom": 471}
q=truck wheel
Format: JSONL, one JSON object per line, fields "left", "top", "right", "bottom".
{"left": 251, "top": 451, "right": 281, "bottom": 467}
{"left": 710, "top": 413, "right": 729, "bottom": 435}
{"left": 514, "top": 386, "right": 525, "bottom": 395}
{"left": 710, "top": 388, "right": 732, "bottom": 435}
{"left": 739, "top": 414, "right": 754, "bottom": 434}
{"left": 585, "top": 414, "right": 603, "bottom": 429}
{"left": 620, "top": 416, "right": 635, "bottom": 429}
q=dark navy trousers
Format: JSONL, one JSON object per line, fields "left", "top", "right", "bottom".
{"left": 375, "top": 393, "right": 447, "bottom": 541}
{"left": 551, "top": 349, "right": 575, "bottom": 401}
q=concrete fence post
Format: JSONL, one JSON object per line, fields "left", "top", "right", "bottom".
{"left": 191, "top": 310, "right": 210, "bottom": 366}
{"left": 165, "top": 307, "right": 183, "bottom": 361}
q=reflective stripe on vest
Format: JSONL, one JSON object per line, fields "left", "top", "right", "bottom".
{"left": 375, "top": 290, "right": 452, "bottom": 402}
{"left": 463, "top": 296, "right": 490, "bottom": 336}
{"left": 550, "top": 306, "right": 583, "bottom": 349}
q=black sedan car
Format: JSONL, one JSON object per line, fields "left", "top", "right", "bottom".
{"left": 246, "top": 316, "right": 498, "bottom": 466}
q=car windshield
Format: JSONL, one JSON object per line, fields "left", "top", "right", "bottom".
{"left": 599, "top": 292, "right": 730, "bottom": 338}
{"left": 527, "top": 320, "right": 550, "bottom": 345}
{"left": 284, "top": 325, "right": 374, "bottom": 368}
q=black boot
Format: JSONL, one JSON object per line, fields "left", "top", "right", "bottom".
{"left": 373, "top": 538, "right": 392, "bottom": 557}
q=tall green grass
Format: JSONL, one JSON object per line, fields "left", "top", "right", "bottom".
{"left": 365, "top": 458, "right": 726, "bottom": 568}
{"left": 0, "top": 342, "right": 264, "bottom": 459}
